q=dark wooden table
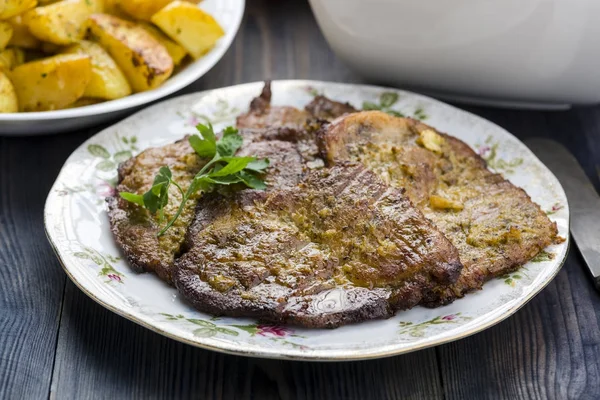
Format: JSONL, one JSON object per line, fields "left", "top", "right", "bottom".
{"left": 2, "top": 1, "right": 600, "bottom": 399}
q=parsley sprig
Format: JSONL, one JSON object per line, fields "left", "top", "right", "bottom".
{"left": 120, "top": 124, "right": 269, "bottom": 236}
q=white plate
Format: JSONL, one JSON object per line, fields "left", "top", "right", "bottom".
{"left": 44, "top": 80, "right": 569, "bottom": 361}
{"left": 0, "top": 0, "right": 244, "bottom": 136}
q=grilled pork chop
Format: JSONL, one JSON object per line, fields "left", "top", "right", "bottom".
{"left": 319, "top": 111, "right": 559, "bottom": 305}
{"left": 107, "top": 137, "right": 204, "bottom": 283}
{"left": 108, "top": 133, "right": 305, "bottom": 284}
{"left": 175, "top": 164, "right": 462, "bottom": 328}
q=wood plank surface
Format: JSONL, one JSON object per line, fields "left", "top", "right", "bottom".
{"left": 438, "top": 251, "right": 600, "bottom": 400}
{"left": 2, "top": 0, "right": 600, "bottom": 399}
{"left": 50, "top": 281, "right": 442, "bottom": 400}
{"left": 0, "top": 130, "right": 97, "bottom": 399}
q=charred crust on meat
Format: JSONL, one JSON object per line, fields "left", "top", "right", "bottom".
{"left": 249, "top": 80, "right": 272, "bottom": 114}
{"left": 173, "top": 164, "right": 463, "bottom": 328}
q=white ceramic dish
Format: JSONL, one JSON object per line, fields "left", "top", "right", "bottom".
{"left": 309, "top": 0, "right": 600, "bottom": 108}
{"left": 44, "top": 80, "right": 569, "bottom": 361}
{"left": 0, "top": 0, "right": 244, "bottom": 136}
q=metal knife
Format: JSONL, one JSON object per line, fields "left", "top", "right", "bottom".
{"left": 526, "top": 138, "right": 600, "bottom": 289}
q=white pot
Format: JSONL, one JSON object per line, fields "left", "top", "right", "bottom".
{"left": 309, "top": 0, "right": 600, "bottom": 108}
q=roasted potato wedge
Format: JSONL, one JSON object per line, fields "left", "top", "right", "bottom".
{"left": 119, "top": 0, "right": 173, "bottom": 21}
{"left": 1, "top": 0, "right": 221, "bottom": 112}
{"left": 139, "top": 22, "right": 186, "bottom": 65}
{"left": 0, "top": 22, "right": 12, "bottom": 51}
{"left": 9, "top": 53, "right": 92, "bottom": 111}
{"left": 119, "top": 0, "right": 201, "bottom": 20}
{"left": 62, "top": 40, "right": 131, "bottom": 100}
{"left": 0, "top": 70, "right": 18, "bottom": 112}
{"left": 151, "top": 1, "right": 224, "bottom": 59}
{"left": 7, "top": 16, "right": 41, "bottom": 49}
{"left": 0, "top": 0, "right": 37, "bottom": 20}
{"left": 0, "top": 46, "right": 25, "bottom": 70}
{"left": 24, "top": 0, "right": 103, "bottom": 45}
{"left": 87, "top": 14, "right": 173, "bottom": 92}
{"left": 102, "top": 0, "right": 129, "bottom": 19}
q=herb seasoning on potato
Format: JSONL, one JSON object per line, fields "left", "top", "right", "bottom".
{"left": 0, "top": 0, "right": 224, "bottom": 113}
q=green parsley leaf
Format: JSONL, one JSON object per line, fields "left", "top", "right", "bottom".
{"left": 210, "top": 156, "right": 254, "bottom": 177}
{"left": 238, "top": 171, "right": 267, "bottom": 190}
{"left": 143, "top": 188, "right": 162, "bottom": 214}
{"left": 121, "top": 124, "right": 269, "bottom": 237}
{"left": 120, "top": 192, "right": 144, "bottom": 206}
{"left": 204, "top": 175, "right": 244, "bottom": 185}
{"left": 189, "top": 176, "right": 215, "bottom": 194}
{"left": 216, "top": 126, "right": 243, "bottom": 157}
{"left": 155, "top": 166, "right": 172, "bottom": 183}
{"left": 189, "top": 123, "right": 217, "bottom": 158}
{"left": 142, "top": 166, "right": 172, "bottom": 214}
{"left": 245, "top": 158, "right": 270, "bottom": 172}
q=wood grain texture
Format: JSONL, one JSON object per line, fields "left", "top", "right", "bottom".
{"left": 3, "top": 0, "right": 600, "bottom": 399}
{"left": 438, "top": 250, "right": 600, "bottom": 400}
{"left": 0, "top": 128, "right": 99, "bottom": 399}
{"left": 50, "top": 281, "right": 442, "bottom": 400}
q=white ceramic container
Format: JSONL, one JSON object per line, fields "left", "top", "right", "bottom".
{"left": 309, "top": 0, "right": 600, "bottom": 108}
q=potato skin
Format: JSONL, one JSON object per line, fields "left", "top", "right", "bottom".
{"left": 138, "top": 22, "right": 186, "bottom": 65}
{"left": 0, "top": 0, "right": 37, "bottom": 20}
{"left": 87, "top": 14, "right": 173, "bottom": 92}
{"left": 151, "top": 1, "right": 224, "bottom": 59}
{"left": 0, "top": 70, "right": 18, "bottom": 112}
{"left": 119, "top": 0, "right": 173, "bottom": 21}
{"left": 62, "top": 40, "right": 131, "bottom": 100}
{"left": 119, "top": 1, "right": 203, "bottom": 21}
{"left": 9, "top": 53, "right": 92, "bottom": 111}
{"left": 24, "top": 0, "right": 103, "bottom": 45}
{"left": 0, "top": 22, "right": 13, "bottom": 51}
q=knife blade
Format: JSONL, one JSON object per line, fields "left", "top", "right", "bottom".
{"left": 526, "top": 138, "right": 600, "bottom": 289}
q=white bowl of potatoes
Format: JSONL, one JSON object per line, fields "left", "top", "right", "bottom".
{"left": 0, "top": 0, "right": 244, "bottom": 135}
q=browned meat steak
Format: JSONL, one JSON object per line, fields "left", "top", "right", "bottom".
{"left": 108, "top": 133, "right": 305, "bottom": 285}
{"left": 107, "top": 137, "right": 204, "bottom": 283}
{"left": 319, "top": 111, "right": 559, "bottom": 306}
{"left": 237, "top": 82, "right": 358, "bottom": 129}
{"left": 174, "top": 164, "right": 462, "bottom": 328}
{"left": 237, "top": 83, "right": 357, "bottom": 163}
{"left": 236, "top": 139, "right": 306, "bottom": 191}
{"left": 305, "top": 95, "right": 357, "bottom": 121}
{"left": 236, "top": 82, "right": 312, "bottom": 130}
